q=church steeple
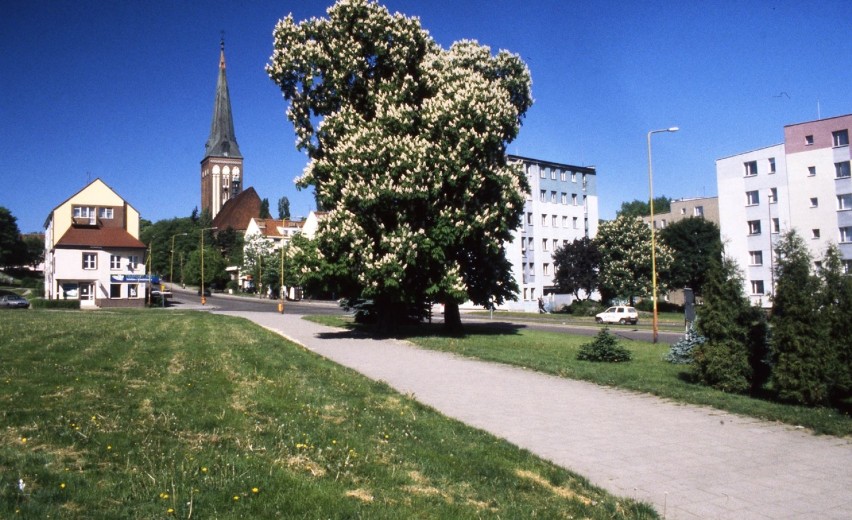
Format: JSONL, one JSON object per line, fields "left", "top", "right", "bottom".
{"left": 204, "top": 38, "right": 242, "bottom": 159}
{"left": 201, "top": 38, "right": 244, "bottom": 220}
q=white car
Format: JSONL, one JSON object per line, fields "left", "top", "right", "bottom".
{"left": 595, "top": 306, "right": 639, "bottom": 325}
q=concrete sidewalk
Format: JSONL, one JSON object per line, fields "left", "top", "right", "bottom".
{"left": 219, "top": 311, "right": 852, "bottom": 519}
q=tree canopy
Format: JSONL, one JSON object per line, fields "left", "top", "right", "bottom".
{"left": 552, "top": 237, "right": 600, "bottom": 300}
{"left": 616, "top": 197, "right": 671, "bottom": 218}
{"left": 0, "top": 207, "right": 31, "bottom": 268}
{"left": 658, "top": 217, "right": 722, "bottom": 296}
{"left": 596, "top": 215, "right": 673, "bottom": 304}
{"left": 267, "top": 0, "right": 532, "bottom": 331}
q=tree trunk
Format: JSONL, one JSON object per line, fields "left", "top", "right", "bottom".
{"left": 443, "top": 301, "right": 463, "bottom": 334}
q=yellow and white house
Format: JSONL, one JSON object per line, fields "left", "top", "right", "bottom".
{"left": 44, "top": 179, "right": 148, "bottom": 307}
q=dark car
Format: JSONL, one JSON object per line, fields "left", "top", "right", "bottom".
{"left": 0, "top": 294, "right": 30, "bottom": 308}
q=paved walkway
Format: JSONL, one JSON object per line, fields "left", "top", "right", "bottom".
{"left": 218, "top": 311, "right": 852, "bottom": 519}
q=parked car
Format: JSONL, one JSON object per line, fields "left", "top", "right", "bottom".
{"left": 0, "top": 294, "right": 30, "bottom": 308}
{"left": 595, "top": 306, "right": 638, "bottom": 325}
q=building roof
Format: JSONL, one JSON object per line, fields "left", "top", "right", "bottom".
{"left": 252, "top": 218, "right": 305, "bottom": 238}
{"left": 203, "top": 39, "right": 242, "bottom": 160}
{"left": 55, "top": 226, "right": 146, "bottom": 249}
{"left": 507, "top": 154, "right": 596, "bottom": 173}
{"left": 212, "top": 186, "right": 261, "bottom": 231}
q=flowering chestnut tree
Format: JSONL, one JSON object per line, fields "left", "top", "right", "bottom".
{"left": 596, "top": 215, "right": 674, "bottom": 305}
{"left": 267, "top": 0, "right": 532, "bottom": 330}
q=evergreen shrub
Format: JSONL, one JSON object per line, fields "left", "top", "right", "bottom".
{"left": 577, "top": 328, "right": 632, "bottom": 362}
{"left": 564, "top": 299, "right": 604, "bottom": 316}
{"left": 664, "top": 324, "right": 705, "bottom": 364}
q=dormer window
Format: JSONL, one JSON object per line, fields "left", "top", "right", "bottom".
{"left": 73, "top": 206, "right": 96, "bottom": 225}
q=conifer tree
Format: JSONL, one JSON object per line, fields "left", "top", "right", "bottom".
{"left": 771, "top": 231, "right": 829, "bottom": 405}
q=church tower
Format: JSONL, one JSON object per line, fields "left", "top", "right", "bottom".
{"left": 201, "top": 38, "right": 243, "bottom": 220}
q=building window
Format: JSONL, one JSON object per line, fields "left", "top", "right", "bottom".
{"left": 551, "top": 191, "right": 557, "bottom": 203}
{"left": 541, "top": 214, "right": 548, "bottom": 226}
{"left": 128, "top": 255, "right": 140, "bottom": 269}
{"left": 527, "top": 212, "right": 533, "bottom": 225}
{"left": 751, "top": 280, "right": 765, "bottom": 295}
{"left": 129, "top": 284, "right": 138, "bottom": 297}
{"left": 539, "top": 190, "right": 546, "bottom": 202}
{"left": 833, "top": 129, "right": 849, "bottom": 147}
{"left": 680, "top": 207, "right": 687, "bottom": 215}
{"left": 539, "top": 167, "right": 546, "bottom": 179}
{"left": 110, "top": 255, "right": 121, "bottom": 270}
{"left": 805, "top": 134, "right": 814, "bottom": 145}
{"left": 768, "top": 188, "right": 777, "bottom": 203}
{"left": 749, "top": 251, "right": 763, "bottom": 266}
{"left": 528, "top": 237, "right": 534, "bottom": 250}
{"left": 99, "top": 207, "right": 114, "bottom": 219}
{"left": 560, "top": 171, "right": 567, "bottom": 181}
{"left": 841, "top": 227, "right": 852, "bottom": 243}
{"left": 810, "top": 197, "right": 819, "bottom": 208}
{"left": 572, "top": 194, "right": 578, "bottom": 206}
{"left": 582, "top": 173, "right": 587, "bottom": 188}
{"left": 562, "top": 216, "right": 568, "bottom": 227}
{"left": 746, "top": 190, "right": 760, "bottom": 205}
{"left": 543, "top": 263, "right": 550, "bottom": 275}
{"left": 744, "top": 161, "right": 758, "bottom": 177}
{"left": 542, "top": 239, "right": 548, "bottom": 251}
{"left": 768, "top": 157, "right": 776, "bottom": 174}
{"left": 552, "top": 215, "right": 558, "bottom": 227}
{"left": 843, "top": 260, "right": 852, "bottom": 274}
{"left": 551, "top": 168, "right": 557, "bottom": 180}
{"left": 571, "top": 172, "right": 577, "bottom": 182}
{"left": 110, "top": 284, "right": 121, "bottom": 298}
{"left": 772, "top": 218, "right": 780, "bottom": 234}
{"left": 82, "top": 252, "right": 97, "bottom": 270}
{"left": 812, "top": 229, "right": 821, "bottom": 239}
{"left": 552, "top": 239, "right": 558, "bottom": 251}
{"left": 838, "top": 194, "right": 852, "bottom": 210}
{"left": 573, "top": 216, "right": 578, "bottom": 229}
{"left": 836, "top": 161, "right": 851, "bottom": 179}
{"left": 808, "top": 166, "right": 816, "bottom": 177}
{"left": 523, "top": 288, "right": 528, "bottom": 300}
{"left": 521, "top": 239, "right": 526, "bottom": 252}
{"left": 73, "top": 206, "right": 96, "bottom": 224}
{"left": 561, "top": 193, "right": 567, "bottom": 204}
{"left": 748, "top": 220, "right": 761, "bottom": 235}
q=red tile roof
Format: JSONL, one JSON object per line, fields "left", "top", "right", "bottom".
{"left": 212, "top": 187, "right": 261, "bottom": 232}
{"left": 254, "top": 218, "right": 304, "bottom": 238}
{"left": 55, "top": 227, "right": 146, "bottom": 249}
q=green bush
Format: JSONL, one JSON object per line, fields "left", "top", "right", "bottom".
{"left": 29, "top": 298, "right": 80, "bottom": 310}
{"left": 562, "top": 299, "right": 604, "bottom": 316}
{"left": 692, "top": 339, "right": 751, "bottom": 393}
{"left": 577, "top": 327, "right": 632, "bottom": 362}
{"left": 664, "top": 324, "right": 705, "bottom": 364}
{"left": 635, "top": 299, "right": 683, "bottom": 313}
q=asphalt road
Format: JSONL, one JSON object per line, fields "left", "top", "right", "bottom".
{"left": 168, "top": 287, "right": 684, "bottom": 344}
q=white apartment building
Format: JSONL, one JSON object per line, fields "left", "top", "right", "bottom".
{"left": 717, "top": 113, "right": 851, "bottom": 307}
{"left": 502, "top": 155, "right": 598, "bottom": 312}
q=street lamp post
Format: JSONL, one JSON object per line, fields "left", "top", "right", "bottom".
{"left": 169, "top": 233, "right": 188, "bottom": 291}
{"left": 146, "top": 236, "right": 158, "bottom": 306}
{"left": 647, "top": 126, "right": 679, "bottom": 344}
{"left": 278, "top": 243, "right": 285, "bottom": 313}
{"left": 200, "top": 227, "right": 217, "bottom": 305}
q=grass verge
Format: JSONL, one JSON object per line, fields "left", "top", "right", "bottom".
{"left": 305, "top": 315, "right": 852, "bottom": 437}
{"left": 0, "top": 310, "right": 656, "bottom": 519}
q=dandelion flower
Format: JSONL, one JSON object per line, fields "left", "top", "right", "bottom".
{"left": 20, "top": 437, "right": 26, "bottom": 444}
{"left": 201, "top": 467, "right": 208, "bottom": 473}
{"left": 233, "top": 495, "right": 240, "bottom": 501}
{"left": 252, "top": 487, "right": 259, "bottom": 494}
{"left": 60, "top": 483, "right": 66, "bottom": 489}
{"left": 167, "top": 508, "right": 175, "bottom": 514}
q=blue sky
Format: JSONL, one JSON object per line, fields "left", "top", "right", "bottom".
{"left": 2, "top": 0, "right": 851, "bottom": 233}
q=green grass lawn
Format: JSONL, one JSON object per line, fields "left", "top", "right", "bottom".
{"left": 468, "top": 309, "right": 685, "bottom": 331}
{"left": 0, "top": 310, "right": 656, "bottom": 519}
{"left": 307, "top": 315, "right": 852, "bottom": 437}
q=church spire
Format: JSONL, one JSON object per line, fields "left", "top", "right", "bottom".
{"left": 204, "top": 37, "right": 242, "bottom": 159}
